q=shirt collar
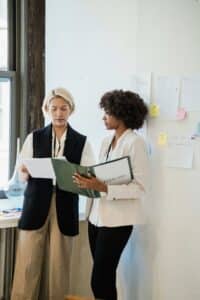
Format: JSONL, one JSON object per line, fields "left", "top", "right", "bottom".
{"left": 52, "top": 127, "right": 67, "bottom": 144}
{"left": 110, "top": 128, "right": 134, "bottom": 145}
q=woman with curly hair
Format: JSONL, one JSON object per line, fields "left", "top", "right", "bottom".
{"left": 74, "top": 90, "right": 149, "bottom": 300}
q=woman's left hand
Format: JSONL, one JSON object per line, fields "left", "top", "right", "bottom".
{"left": 73, "top": 173, "right": 108, "bottom": 193}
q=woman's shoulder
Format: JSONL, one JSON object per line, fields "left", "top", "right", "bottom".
{"left": 126, "top": 131, "right": 147, "bottom": 149}
{"left": 130, "top": 132, "right": 148, "bottom": 155}
{"left": 23, "top": 132, "right": 33, "bottom": 143}
{"left": 132, "top": 131, "right": 145, "bottom": 142}
{"left": 101, "top": 131, "right": 146, "bottom": 146}
{"left": 32, "top": 124, "right": 51, "bottom": 135}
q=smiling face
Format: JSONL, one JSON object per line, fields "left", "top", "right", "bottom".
{"left": 47, "top": 96, "right": 71, "bottom": 129}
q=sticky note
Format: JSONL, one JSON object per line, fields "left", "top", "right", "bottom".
{"left": 150, "top": 104, "right": 159, "bottom": 117}
{"left": 158, "top": 133, "right": 168, "bottom": 145}
{"left": 176, "top": 108, "right": 187, "bottom": 120}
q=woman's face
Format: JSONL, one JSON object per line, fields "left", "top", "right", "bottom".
{"left": 48, "top": 96, "right": 71, "bottom": 128}
{"left": 102, "top": 112, "right": 121, "bottom": 130}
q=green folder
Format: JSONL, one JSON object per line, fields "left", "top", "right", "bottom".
{"left": 51, "top": 156, "right": 133, "bottom": 198}
{"left": 51, "top": 159, "right": 100, "bottom": 198}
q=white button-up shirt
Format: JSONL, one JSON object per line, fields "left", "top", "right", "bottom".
{"left": 89, "top": 129, "right": 149, "bottom": 227}
{"left": 18, "top": 128, "right": 95, "bottom": 185}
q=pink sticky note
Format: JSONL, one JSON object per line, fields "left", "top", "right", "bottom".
{"left": 176, "top": 108, "right": 187, "bottom": 120}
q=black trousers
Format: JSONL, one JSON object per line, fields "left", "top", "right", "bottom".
{"left": 88, "top": 222, "right": 133, "bottom": 300}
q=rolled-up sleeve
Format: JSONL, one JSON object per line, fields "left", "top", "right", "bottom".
{"left": 106, "top": 137, "right": 149, "bottom": 201}
{"left": 80, "top": 140, "right": 96, "bottom": 219}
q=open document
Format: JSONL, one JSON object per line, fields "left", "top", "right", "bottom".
{"left": 22, "top": 156, "right": 133, "bottom": 198}
{"left": 22, "top": 158, "right": 56, "bottom": 180}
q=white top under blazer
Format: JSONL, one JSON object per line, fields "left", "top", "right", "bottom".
{"left": 88, "top": 129, "right": 149, "bottom": 227}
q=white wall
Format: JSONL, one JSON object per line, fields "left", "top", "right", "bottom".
{"left": 136, "top": 1, "right": 200, "bottom": 300}
{"left": 46, "top": 0, "right": 138, "bottom": 154}
{"left": 46, "top": 1, "right": 200, "bottom": 299}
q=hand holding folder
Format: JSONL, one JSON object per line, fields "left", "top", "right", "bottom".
{"left": 22, "top": 156, "right": 133, "bottom": 198}
{"left": 51, "top": 156, "right": 133, "bottom": 198}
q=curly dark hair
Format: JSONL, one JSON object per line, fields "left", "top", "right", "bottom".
{"left": 99, "top": 90, "right": 148, "bottom": 129}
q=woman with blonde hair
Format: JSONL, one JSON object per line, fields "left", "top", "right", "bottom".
{"left": 11, "top": 88, "right": 95, "bottom": 300}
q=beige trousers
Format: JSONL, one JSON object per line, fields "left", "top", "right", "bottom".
{"left": 11, "top": 193, "right": 74, "bottom": 300}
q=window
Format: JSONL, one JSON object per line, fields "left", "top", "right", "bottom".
{"left": 0, "top": 0, "right": 8, "bottom": 69}
{"left": 0, "top": 79, "right": 10, "bottom": 186}
{"left": 0, "top": 0, "right": 17, "bottom": 191}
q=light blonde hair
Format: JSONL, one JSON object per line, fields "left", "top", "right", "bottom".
{"left": 42, "top": 87, "right": 75, "bottom": 116}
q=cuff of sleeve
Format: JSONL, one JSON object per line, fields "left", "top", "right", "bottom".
{"left": 105, "top": 185, "right": 117, "bottom": 201}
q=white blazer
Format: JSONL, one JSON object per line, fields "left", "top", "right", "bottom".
{"left": 88, "top": 129, "right": 149, "bottom": 227}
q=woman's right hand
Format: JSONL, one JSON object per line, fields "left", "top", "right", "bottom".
{"left": 18, "top": 164, "right": 30, "bottom": 182}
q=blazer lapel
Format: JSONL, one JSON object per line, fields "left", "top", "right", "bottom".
{"left": 43, "top": 124, "right": 52, "bottom": 157}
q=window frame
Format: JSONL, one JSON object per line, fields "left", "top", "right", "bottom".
{"left": 0, "top": 0, "right": 45, "bottom": 197}
{"left": 0, "top": 0, "right": 19, "bottom": 195}
{"left": 0, "top": 70, "right": 17, "bottom": 174}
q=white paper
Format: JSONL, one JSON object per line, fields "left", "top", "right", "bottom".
{"left": 22, "top": 158, "right": 55, "bottom": 179}
{"left": 93, "top": 157, "right": 132, "bottom": 185}
{"left": 181, "top": 76, "right": 200, "bottom": 111}
{"left": 164, "top": 140, "right": 194, "bottom": 169}
{"left": 155, "top": 76, "right": 180, "bottom": 119}
{"left": 131, "top": 73, "right": 151, "bottom": 104}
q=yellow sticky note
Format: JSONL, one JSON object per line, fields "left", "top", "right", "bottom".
{"left": 158, "top": 133, "right": 168, "bottom": 145}
{"left": 150, "top": 104, "right": 159, "bottom": 117}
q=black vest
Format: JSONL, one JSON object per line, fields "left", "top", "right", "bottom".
{"left": 18, "top": 124, "right": 86, "bottom": 236}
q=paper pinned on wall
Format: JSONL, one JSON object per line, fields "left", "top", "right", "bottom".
{"left": 164, "top": 139, "right": 194, "bottom": 169}
{"left": 191, "top": 121, "right": 200, "bottom": 139}
{"left": 195, "top": 121, "right": 200, "bottom": 136}
{"left": 131, "top": 73, "right": 151, "bottom": 104}
{"left": 181, "top": 76, "right": 200, "bottom": 111}
{"left": 155, "top": 76, "right": 180, "bottom": 119}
